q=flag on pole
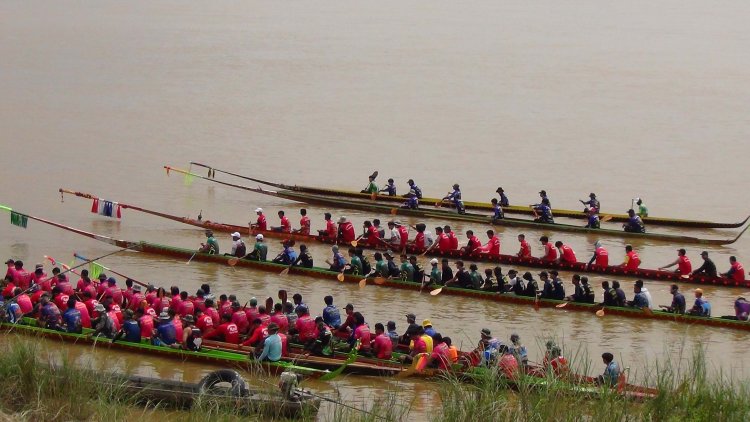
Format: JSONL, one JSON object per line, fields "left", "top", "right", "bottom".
{"left": 10, "top": 211, "right": 28, "bottom": 228}
{"left": 90, "top": 262, "right": 104, "bottom": 280}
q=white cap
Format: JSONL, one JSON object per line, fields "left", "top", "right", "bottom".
{"left": 255, "top": 208, "right": 263, "bottom": 213}
{"left": 430, "top": 258, "right": 439, "bottom": 265}
{"left": 256, "top": 234, "right": 264, "bottom": 240}
{"left": 231, "top": 232, "right": 241, "bottom": 238}
{"left": 338, "top": 216, "right": 347, "bottom": 223}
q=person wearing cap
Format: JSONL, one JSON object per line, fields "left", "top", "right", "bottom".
{"left": 325, "top": 245, "right": 347, "bottom": 272}
{"left": 422, "top": 319, "right": 436, "bottom": 337}
{"left": 32, "top": 263, "right": 47, "bottom": 286}
{"left": 476, "top": 328, "right": 501, "bottom": 366}
{"left": 322, "top": 295, "right": 341, "bottom": 329}
{"left": 4, "top": 259, "right": 15, "bottom": 280}
{"left": 176, "top": 314, "right": 202, "bottom": 351}
{"left": 722, "top": 256, "right": 746, "bottom": 282}
{"left": 372, "top": 323, "right": 393, "bottom": 359}
{"left": 405, "top": 179, "right": 423, "bottom": 199}
{"left": 360, "top": 173, "right": 379, "bottom": 195}
{"left": 692, "top": 251, "right": 717, "bottom": 278}
{"left": 250, "top": 208, "right": 267, "bottom": 231}
{"left": 199, "top": 230, "right": 220, "bottom": 255}
{"left": 401, "top": 190, "right": 419, "bottom": 209}
{"left": 425, "top": 258, "right": 441, "bottom": 288}
{"left": 292, "top": 208, "right": 311, "bottom": 235}
{"left": 532, "top": 196, "right": 554, "bottom": 224}
{"left": 516, "top": 234, "right": 531, "bottom": 258}
{"left": 538, "top": 190, "right": 550, "bottom": 206}
{"left": 441, "top": 184, "right": 465, "bottom": 214}
{"left": 495, "top": 187, "right": 509, "bottom": 207}
{"left": 539, "top": 236, "right": 558, "bottom": 261}
{"left": 623, "top": 209, "right": 646, "bottom": 233}
{"left": 584, "top": 207, "right": 600, "bottom": 229}
{"left": 337, "top": 303, "right": 356, "bottom": 333}
{"left": 317, "top": 212, "right": 337, "bottom": 238}
{"left": 337, "top": 216, "right": 356, "bottom": 242}
{"left": 688, "top": 289, "right": 711, "bottom": 317}
{"left": 380, "top": 178, "right": 397, "bottom": 196}
{"left": 596, "top": 353, "right": 620, "bottom": 387}
{"left": 245, "top": 234, "right": 268, "bottom": 261}
{"left": 400, "top": 313, "right": 419, "bottom": 345}
{"left": 659, "top": 284, "right": 686, "bottom": 314}
{"left": 90, "top": 303, "right": 116, "bottom": 339}
{"left": 270, "top": 210, "right": 292, "bottom": 233}
{"left": 636, "top": 198, "right": 648, "bottom": 217}
{"left": 555, "top": 241, "right": 577, "bottom": 265}
{"left": 113, "top": 309, "right": 141, "bottom": 343}
{"left": 659, "top": 249, "right": 693, "bottom": 276}
{"left": 580, "top": 193, "right": 600, "bottom": 212}
{"left": 225, "top": 232, "right": 247, "bottom": 258}
{"left": 490, "top": 198, "right": 504, "bottom": 222}
{"left": 619, "top": 245, "right": 642, "bottom": 270}
{"left": 588, "top": 241, "right": 609, "bottom": 267}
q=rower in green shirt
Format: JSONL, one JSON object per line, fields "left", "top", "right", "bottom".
{"left": 469, "top": 264, "right": 483, "bottom": 289}
{"left": 360, "top": 172, "right": 379, "bottom": 195}
{"left": 636, "top": 198, "right": 648, "bottom": 217}
{"left": 372, "top": 252, "right": 389, "bottom": 277}
{"left": 346, "top": 248, "right": 363, "bottom": 275}
{"left": 199, "top": 230, "right": 220, "bottom": 255}
{"left": 399, "top": 255, "right": 414, "bottom": 281}
{"left": 246, "top": 234, "right": 268, "bottom": 261}
{"left": 428, "top": 259, "right": 442, "bottom": 286}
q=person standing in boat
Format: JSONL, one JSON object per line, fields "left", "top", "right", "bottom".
{"left": 379, "top": 178, "right": 397, "bottom": 196}
{"left": 250, "top": 208, "right": 267, "bottom": 231}
{"left": 293, "top": 209, "right": 311, "bottom": 235}
{"left": 692, "top": 251, "right": 717, "bottom": 278}
{"left": 198, "top": 230, "right": 219, "bottom": 255}
{"left": 722, "top": 256, "right": 746, "bottom": 282}
{"left": 659, "top": 249, "right": 692, "bottom": 277}
{"left": 361, "top": 173, "right": 379, "bottom": 195}
{"left": 580, "top": 193, "right": 600, "bottom": 211}
{"left": 441, "top": 184, "right": 466, "bottom": 214}
{"left": 623, "top": 209, "right": 646, "bottom": 233}
{"left": 495, "top": 187, "right": 509, "bottom": 207}
{"left": 270, "top": 210, "right": 291, "bottom": 233}
{"left": 405, "top": 179, "right": 423, "bottom": 199}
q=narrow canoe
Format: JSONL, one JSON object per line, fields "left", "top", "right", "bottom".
{"left": 162, "top": 166, "right": 750, "bottom": 246}
{"left": 5, "top": 205, "right": 749, "bottom": 333}
{"left": 58, "top": 188, "right": 749, "bottom": 287}
{"left": 187, "top": 162, "right": 750, "bottom": 229}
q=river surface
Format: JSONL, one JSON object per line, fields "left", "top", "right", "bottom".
{"left": 1, "top": 1, "right": 749, "bottom": 420}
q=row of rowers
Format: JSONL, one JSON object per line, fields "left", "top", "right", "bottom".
{"left": 196, "top": 215, "right": 747, "bottom": 282}
{"left": 0, "top": 269, "right": 627, "bottom": 385}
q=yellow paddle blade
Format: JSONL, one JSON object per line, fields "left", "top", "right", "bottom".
{"left": 556, "top": 302, "right": 568, "bottom": 308}
{"left": 337, "top": 273, "right": 345, "bottom": 282}
{"left": 350, "top": 240, "right": 358, "bottom": 247}
{"left": 370, "top": 193, "right": 377, "bottom": 200}
{"left": 374, "top": 277, "right": 386, "bottom": 285}
{"left": 596, "top": 309, "right": 605, "bottom": 317}
{"left": 601, "top": 215, "right": 613, "bottom": 223}
{"left": 430, "top": 287, "right": 443, "bottom": 296}
{"left": 359, "top": 279, "right": 366, "bottom": 288}
{"left": 390, "top": 208, "right": 398, "bottom": 216}
{"left": 279, "top": 267, "right": 290, "bottom": 276}
{"left": 228, "top": 257, "right": 239, "bottom": 266}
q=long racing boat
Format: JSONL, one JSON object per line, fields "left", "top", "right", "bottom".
{"left": 58, "top": 188, "right": 750, "bottom": 287}
{"left": 162, "top": 166, "right": 750, "bottom": 246}
{"left": 187, "top": 162, "right": 750, "bottom": 229}
{"left": 4, "top": 205, "right": 750, "bottom": 333}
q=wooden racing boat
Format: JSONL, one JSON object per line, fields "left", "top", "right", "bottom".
{"left": 187, "top": 162, "right": 750, "bottom": 229}
{"left": 4, "top": 205, "right": 750, "bottom": 333}
{"left": 0, "top": 318, "right": 329, "bottom": 378}
{"left": 162, "top": 166, "right": 750, "bottom": 246}
{"left": 58, "top": 188, "right": 749, "bottom": 287}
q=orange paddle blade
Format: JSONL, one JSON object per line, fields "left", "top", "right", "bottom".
{"left": 641, "top": 307, "right": 654, "bottom": 316}
{"left": 370, "top": 193, "right": 377, "bottom": 200}
{"left": 556, "top": 302, "right": 568, "bottom": 308}
{"left": 601, "top": 215, "right": 613, "bottom": 223}
{"left": 359, "top": 279, "right": 367, "bottom": 288}
{"left": 430, "top": 287, "right": 443, "bottom": 296}
{"left": 374, "top": 277, "right": 386, "bottom": 285}
{"left": 390, "top": 208, "right": 398, "bottom": 215}
{"left": 337, "top": 273, "right": 345, "bottom": 282}
{"left": 596, "top": 309, "right": 605, "bottom": 317}
{"left": 279, "top": 267, "right": 290, "bottom": 276}
{"left": 228, "top": 258, "right": 239, "bottom": 266}
{"left": 350, "top": 240, "right": 358, "bottom": 247}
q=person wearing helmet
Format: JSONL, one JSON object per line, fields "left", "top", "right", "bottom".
{"left": 441, "top": 184, "right": 465, "bottom": 214}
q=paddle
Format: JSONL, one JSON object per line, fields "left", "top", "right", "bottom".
{"left": 336, "top": 272, "right": 345, "bottom": 282}
{"left": 186, "top": 251, "right": 198, "bottom": 265}
{"left": 430, "top": 287, "right": 443, "bottom": 296}
{"left": 596, "top": 308, "right": 605, "bottom": 317}
{"left": 601, "top": 215, "right": 614, "bottom": 223}
{"left": 533, "top": 294, "right": 540, "bottom": 311}
{"left": 373, "top": 277, "right": 386, "bottom": 285}
{"left": 556, "top": 302, "right": 569, "bottom": 308}
{"left": 390, "top": 208, "right": 398, "bottom": 216}
{"left": 358, "top": 278, "right": 367, "bottom": 288}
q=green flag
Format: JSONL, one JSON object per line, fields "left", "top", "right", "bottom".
{"left": 10, "top": 211, "right": 27, "bottom": 228}
{"left": 89, "top": 262, "right": 104, "bottom": 280}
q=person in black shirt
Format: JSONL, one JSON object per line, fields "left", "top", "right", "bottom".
{"left": 692, "top": 251, "right": 717, "bottom": 278}
{"left": 660, "top": 284, "right": 686, "bottom": 314}
{"left": 292, "top": 244, "right": 314, "bottom": 268}
{"left": 440, "top": 258, "right": 453, "bottom": 285}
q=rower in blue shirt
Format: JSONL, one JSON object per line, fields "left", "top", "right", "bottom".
{"left": 495, "top": 187, "right": 509, "bottom": 207}
{"left": 596, "top": 353, "right": 620, "bottom": 387}
{"left": 114, "top": 309, "right": 142, "bottom": 343}
{"left": 256, "top": 323, "right": 282, "bottom": 362}
{"left": 623, "top": 209, "right": 646, "bottom": 233}
{"left": 442, "top": 184, "right": 465, "bottom": 214}
{"left": 580, "top": 193, "right": 600, "bottom": 211}
{"left": 322, "top": 295, "right": 342, "bottom": 329}
{"left": 406, "top": 179, "right": 423, "bottom": 199}
{"left": 62, "top": 298, "right": 82, "bottom": 334}
{"left": 379, "top": 178, "right": 397, "bottom": 196}
{"left": 490, "top": 198, "right": 504, "bottom": 222}
{"left": 533, "top": 198, "right": 554, "bottom": 224}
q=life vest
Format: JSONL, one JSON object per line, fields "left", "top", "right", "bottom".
{"left": 437, "top": 233, "right": 451, "bottom": 252}
{"left": 544, "top": 243, "right": 558, "bottom": 260}
{"left": 731, "top": 262, "right": 746, "bottom": 281}
{"left": 398, "top": 226, "right": 409, "bottom": 247}
{"left": 595, "top": 247, "right": 609, "bottom": 266}
{"left": 256, "top": 214, "right": 267, "bottom": 230}
{"left": 339, "top": 222, "right": 356, "bottom": 242}
{"left": 299, "top": 216, "right": 311, "bottom": 235}
{"left": 678, "top": 256, "right": 692, "bottom": 275}
{"left": 519, "top": 241, "right": 531, "bottom": 258}
{"left": 447, "top": 233, "right": 458, "bottom": 250}
{"left": 280, "top": 216, "right": 291, "bottom": 233}
{"left": 560, "top": 245, "right": 577, "bottom": 263}
{"left": 414, "top": 232, "right": 425, "bottom": 249}
{"left": 625, "top": 251, "right": 641, "bottom": 269}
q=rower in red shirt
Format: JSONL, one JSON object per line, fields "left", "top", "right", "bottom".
{"left": 723, "top": 256, "right": 746, "bottom": 282}
{"left": 444, "top": 226, "right": 458, "bottom": 250}
{"left": 136, "top": 308, "right": 154, "bottom": 338}
{"left": 14, "top": 288, "right": 33, "bottom": 314}
{"left": 178, "top": 292, "right": 195, "bottom": 316}
{"left": 231, "top": 302, "right": 250, "bottom": 334}
{"left": 271, "top": 210, "right": 292, "bottom": 233}
{"left": 371, "top": 323, "right": 393, "bottom": 359}
{"left": 270, "top": 303, "right": 289, "bottom": 333}
{"left": 659, "top": 248, "right": 692, "bottom": 277}
{"left": 517, "top": 234, "right": 531, "bottom": 258}
{"left": 477, "top": 230, "right": 501, "bottom": 256}
{"left": 396, "top": 222, "right": 409, "bottom": 250}
{"left": 204, "top": 300, "right": 221, "bottom": 326}
{"left": 74, "top": 298, "right": 92, "bottom": 329}
{"left": 203, "top": 314, "right": 240, "bottom": 343}
{"left": 588, "top": 241, "right": 609, "bottom": 267}
{"left": 429, "top": 334, "right": 452, "bottom": 370}
{"left": 423, "top": 226, "right": 452, "bottom": 255}
{"left": 539, "top": 236, "right": 558, "bottom": 261}
{"left": 463, "top": 230, "right": 482, "bottom": 255}
{"left": 317, "top": 212, "right": 337, "bottom": 239}
{"left": 361, "top": 221, "right": 381, "bottom": 247}
{"left": 195, "top": 309, "right": 214, "bottom": 333}
{"left": 11, "top": 261, "right": 32, "bottom": 290}
{"left": 621, "top": 245, "right": 641, "bottom": 269}
{"left": 294, "top": 306, "right": 318, "bottom": 343}
{"left": 250, "top": 208, "right": 267, "bottom": 231}
{"left": 555, "top": 241, "right": 577, "bottom": 264}
{"left": 411, "top": 223, "right": 429, "bottom": 250}
{"left": 294, "top": 209, "right": 311, "bottom": 235}
{"left": 337, "top": 217, "right": 356, "bottom": 243}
